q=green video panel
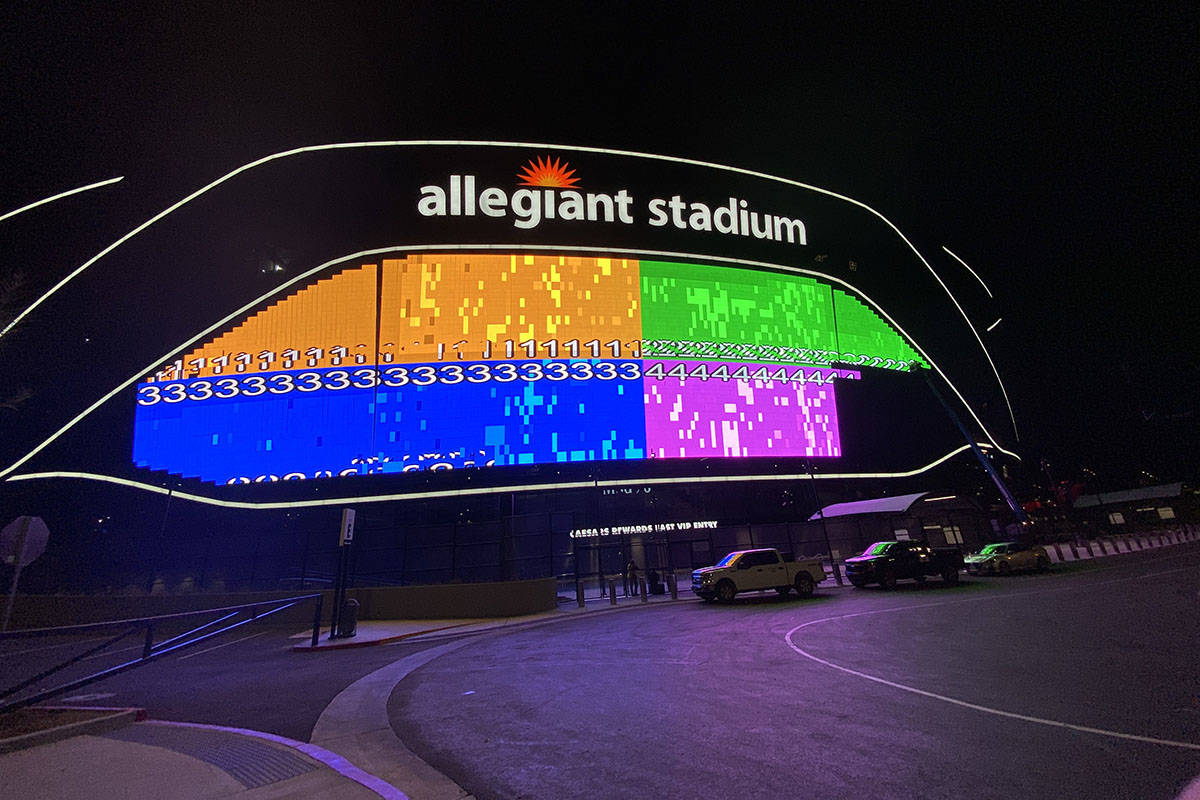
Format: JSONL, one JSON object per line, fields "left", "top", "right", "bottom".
{"left": 639, "top": 260, "right": 922, "bottom": 369}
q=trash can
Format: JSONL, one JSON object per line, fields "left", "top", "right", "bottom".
{"left": 648, "top": 570, "right": 665, "bottom": 595}
{"left": 336, "top": 598, "right": 359, "bottom": 638}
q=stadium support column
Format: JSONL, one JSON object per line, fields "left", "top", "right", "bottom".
{"left": 916, "top": 365, "right": 1029, "bottom": 525}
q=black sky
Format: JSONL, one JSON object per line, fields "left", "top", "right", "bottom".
{"left": 1, "top": 2, "right": 1196, "bottom": 487}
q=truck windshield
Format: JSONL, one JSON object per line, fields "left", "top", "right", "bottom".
{"left": 715, "top": 552, "right": 741, "bottom": 568}
{"left": 864, "top": 542, "right": 895, "bottom": 556}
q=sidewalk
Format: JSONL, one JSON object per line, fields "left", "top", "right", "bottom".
{"left": 293, "top": 583, "right": 701, "bottom": 651}
{"left": 294, "top": 572, "right": 854, "bottom": 651}
{"left": 2, "top": 717, "right": 401, "bottom": 799}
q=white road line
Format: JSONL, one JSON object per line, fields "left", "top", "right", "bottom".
{"left": 176, "top": 630, "right": 269, "bottom": 660}
{"left": 784, "top": 566, "right": 1200, "bottom": 751}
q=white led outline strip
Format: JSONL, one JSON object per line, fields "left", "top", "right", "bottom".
{"left": 4, "top": 442, "right": 1005, "bottom": 509}
{"left": 0, "top": 140, "right": 1017, "bottom": 443}
{"left": 942, "top": 245, "right": 994, "bottom": 298}
{"left": 986, "top": 317, "right": 1002, "bottom": 332}
{"left": 0, "top": 242, "right": 1015, "bottom": 482}
{"left": 921, "top": 253, "right": 1019, "bottom": 440}
{"left": 0, "top": 176, "right": 124, "bottom": 226}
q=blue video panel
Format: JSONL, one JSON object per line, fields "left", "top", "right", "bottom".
{"left": 133, "top": 362, "right": 646, "bottom": 483}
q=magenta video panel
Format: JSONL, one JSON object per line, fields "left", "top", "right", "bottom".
{"left": 643, "top": 361, "right": 856, "bottom": 459}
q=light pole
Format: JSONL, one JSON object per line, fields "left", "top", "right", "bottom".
{"left": 804, "top": 459, "right": 843, "bottom": 585}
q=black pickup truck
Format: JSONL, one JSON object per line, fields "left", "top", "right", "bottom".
{"left": 844, "top": 540, "right": 963, "bottom": 589}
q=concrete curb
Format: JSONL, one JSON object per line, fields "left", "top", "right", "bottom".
{"left": 292, "top": 622, "right": 474, "bottom": 651}
{"left": 0, "top": 706, "right": 145, "bottom": 754}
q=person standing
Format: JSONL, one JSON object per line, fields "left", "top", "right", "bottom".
{"left": 625, "top": 559, "right": 639, "bottom": 597}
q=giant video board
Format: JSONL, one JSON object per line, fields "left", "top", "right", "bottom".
{"left": 0, "top": 143, "right": 1015, "bottom": 503}
{"left": 132, "top": 253, "right": 922, "bottom": 484}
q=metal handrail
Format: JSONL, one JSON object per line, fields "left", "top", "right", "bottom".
{"left": 0, "top": 593, "right": 323, "bottom": 714}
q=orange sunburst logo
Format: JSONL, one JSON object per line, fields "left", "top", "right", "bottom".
{"left": 517, "top": 156, "right": 580, "bottom": 188}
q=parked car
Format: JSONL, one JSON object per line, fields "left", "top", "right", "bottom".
{"left": 963, "top": 541, "right": 1050, "bottom": 575}
{"left": 844, "top": 540, "right": 963, "bottom": 589}
{"left": 692, "top": 548, "right": 824, "bottom": 602}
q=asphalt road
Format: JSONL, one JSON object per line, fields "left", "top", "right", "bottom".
{"left": 389, "top": 550, "right": 1200, "bottom": 800}
{"left": 3, "top": 545, "right": 1198, "bottom": 799}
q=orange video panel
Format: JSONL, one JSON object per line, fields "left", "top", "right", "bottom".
{"left": 161, "top": 265, "right": 379, "bottom": 379}
{"left": 152, "top": 254, "right": 644, "bottom": 381}
{"left": 377, "top": 253, "right": 642, "bottom": 363}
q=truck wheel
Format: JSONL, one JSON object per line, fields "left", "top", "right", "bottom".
{"left": 849, "top": 577, "right": 867, "bottom": 588}
{"left": 878, "top": 569, "right": 897, "bottom": 590}
{"left": 716, "top": 580, "right": 736, "bottom": 603}
{"left": 941, "top": 566, "right": 960, "bottom": 585}
{"left": 794, "top": 573, "right": 815, "bottom": 598}
{"left": 775, "top": 586, "right": 791, "bottom": 597}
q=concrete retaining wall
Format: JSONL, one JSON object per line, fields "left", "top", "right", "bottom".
{"left": 5, "top": 577, "right": 558, "bottom": 630}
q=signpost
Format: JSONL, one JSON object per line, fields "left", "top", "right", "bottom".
{"left": 2, "top": 516, "right": 50, "bottom": 631}
{"left": 329, "top": 509, "right": 356, "bottom": 639}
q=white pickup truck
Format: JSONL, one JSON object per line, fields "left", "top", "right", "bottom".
{"left": 691, "top": 548, "right": 824, "bottom": 602}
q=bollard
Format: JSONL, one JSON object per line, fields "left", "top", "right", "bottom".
{"left": 640, "top": 577, "right": 648, "bottom": 603}
{"left": 576, "top": 581, "right": 585, "bottom": 608}
{"left": 608, "top": 580, "right": 617, "bottom": 605}
{"left": 669, "top": 573, "right": 678, "bottom": 599}
{"left": 336, "top": 598, "right": 360, "bottom": 639}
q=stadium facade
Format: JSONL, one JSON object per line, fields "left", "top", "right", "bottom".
{"left": 0, "top": 142, "right": 1019, "bottom": 593}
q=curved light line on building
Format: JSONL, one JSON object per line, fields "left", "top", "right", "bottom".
{"left": 0, "top": 142, "right": 1016, "bottom": 435}
{"left": 0, "top": 176, "right": 124, "bottom": 226}
{"left": 0, "top": 242, "right": 1015, "bottom": 481}
{"left": 3, "top": 442, "right": 1014, "bottom": 509}
{"left": 986, "top": 317, "right": 1002, "bottom": 332}
{"left": 921, "top": 253, "right": 1019, "bottom": 440}
{"left": 942, "top": 246, "right": 994, "bottom": 298}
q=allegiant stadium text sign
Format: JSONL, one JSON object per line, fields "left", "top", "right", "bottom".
{"left": 418, "top": 158, "right": 807, "bottom": 244}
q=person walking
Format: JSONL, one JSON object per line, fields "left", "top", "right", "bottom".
{"left": 625, "top": 559, "right": 639, "bottom": 597}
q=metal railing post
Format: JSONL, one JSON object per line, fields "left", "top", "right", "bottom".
{"left": 669, "top": 573, "right": 678, "bottom": 599}
{"left": 142, "top": 624, "right": 155, "bottom": 660}
{"left": 640, "top": 577, "right": 648, "bottom": 603}
{"left": 576, "top": 581, "right": 585, "bottom": 608}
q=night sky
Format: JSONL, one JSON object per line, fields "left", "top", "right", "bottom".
{"left": 1, "top": 3, "right": 1196, "bottom": 490}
